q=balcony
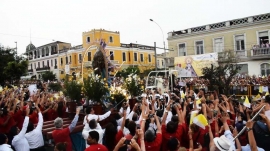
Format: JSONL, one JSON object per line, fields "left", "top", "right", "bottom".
{"left": 36, "top": 66, "right": 50, "bottom": 71}
{"left": 28, "top": 69, "right": 33, "bottom": 72}
{"left": 250, "top": 47, "right": 270, "bottom": 59}
{"left": 51, "top": 51, "right": 58, "bottom": 55}
{"left": 29, "top": 57, "right": 33, "bottom": 60}
{"left": 110, "top": 60, "right": 119, "bottom": 64}
{"left": 166, "top": 58, "right": 175, "bottom": 67}
{"left": 83, "top": 61, "right": 92, "bottom": 67}
{"left": 54, "top": 66, "right": 57, "bottom": 69}
{"left": 218, "top": 51, "right": 245, "bottom": 63}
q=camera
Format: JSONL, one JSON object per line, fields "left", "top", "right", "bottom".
{"left": 148, "top": 114, "right": 155, "bottom": 118}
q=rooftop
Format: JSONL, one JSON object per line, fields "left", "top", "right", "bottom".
{"left": 120, "top": 43, "right": 155, "bottom": 50}
{"left": 168, "top": 13, "right": 270, "bottom": 39}
{"left": 82, "top": 29, "right": 120, "bottom": 35}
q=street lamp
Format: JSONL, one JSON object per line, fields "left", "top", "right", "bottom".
{"left": 150, "top": 19, "right": 167, "bottom": 77}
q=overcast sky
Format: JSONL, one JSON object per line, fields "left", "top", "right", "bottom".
{"left": 0, "top": 0, "right": 270, "bottom": 55}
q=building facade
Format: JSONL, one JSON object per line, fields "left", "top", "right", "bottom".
{"left": 81, "top": 29, "right": 156, "bottom": 72}
{"left": 167, "top": 13, "right": 270, "bottom": 76}
{"left": 26, "top": 41, "right": 71, "bottom": 80}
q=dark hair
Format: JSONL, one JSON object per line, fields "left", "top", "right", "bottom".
{"left": 127, "top": 121, "right": 136, "bottom": 136}
{"left": 145, "top": 129, "right": 156, "bottom": 142}
{"left": 8, "top": 126, "right": 18, "bottom": 145}
{"left": 132, "top": 113, "right": 138, "bottom": 121}
{"left": 167, "top": 137, "right": 179, "bottom": 151}
{"left": 0, "top": 133, "right": 7, "bottom": 145}
{"left": 166, "top": 121, "right": 178, "bottom": 133}
{"left": 104, "top": 123, "right": 117, "bottom": 150}
{"left": 89, "top": 119, "right": 97, "bottom": 129}
{"left": 85, "top": 106, "right": 93, "bottom": 114}
{"left": 26, "top": 121, "right": 34, "bottom": 133}
{"left": 89, "top": 131, "right": 99, "bottom": 142}
{"left": 171, "top": 116, "right": 179, "bottom": 124}
{"left": 55, "top": 142, "right": 67, "bottom": 151}
{"left": 265, "top": 95, "right": 270, "bottom": 104}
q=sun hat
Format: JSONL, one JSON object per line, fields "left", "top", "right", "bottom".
{"left": 213, "top": 135, "right": 231, "bottom": 151}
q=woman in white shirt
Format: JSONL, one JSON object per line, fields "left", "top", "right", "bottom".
{"left": 0, "top": 133, "right": 13, "bottom": 151}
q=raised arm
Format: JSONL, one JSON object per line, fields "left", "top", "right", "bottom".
{"left": 69, "top": 107, "right": 80, "bottom": 132}
{"left": 35, "top": 105, "right": 43, "bottom": 131}
{"left": 13, "top": 108, "right": 30, "bottom": 140}
{"left": 246, "top": 120, "right": 258, "bottom": 151}
{"left": 98, "top": 108, "right": 113, "bottom": 121}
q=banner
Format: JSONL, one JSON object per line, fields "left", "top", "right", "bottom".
{"left": 174, "top": 53, "right": 218, "bottom": 77}
{"left": 28, "top": 84, "right": 37, "bottom": 96}
{"left": 65, "top": 65, "right": 70, "bottom": 74}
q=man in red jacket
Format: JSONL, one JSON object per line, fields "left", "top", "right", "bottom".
{"left": 52, "top": 107, "right": 80, "bottom": 151}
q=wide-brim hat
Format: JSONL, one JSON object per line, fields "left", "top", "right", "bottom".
{"left": 213, "top": 135, "right": 231, "bottom": 151}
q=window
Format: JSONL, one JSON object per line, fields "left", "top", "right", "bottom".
{"left": 110, "top": 51, "right": 114, "bottom": 60}
{"left": 38, "top": 62, "right": 40, "bottom": 68}
{"left": 55, "top": 59, "right": 57, "bottom": 66}
{"left": 195, "top": 41, "right": 204, "bottom": 54}
{"left": 69, "top": 56, "right": 72, "bottom": 63}
{"left": 109, "top": 36, "right": 113, "bottom": 43}
{"left": 140, "top": 54, "right": 144, "bottom": 62}
{"left": 122, "top": 52, "right": 126, "bottom": 61}
{"left": 148, "top": 54, "right": 152, "bottom": 62}
{"left": 87, "top": 37, "right": 90, "bottom": 43}
{"left": 157, "top": 60, "right": 160, "bottom": 68}
{"left": 161, "top": 60, "right": 164, "bottom": 67}
{"left": 46, "top": 47, "right": 49, "bottom": 56}
{"left": 61, "top": 71, "right": 64, "bottom": 74}
{"left": 214, "top": 38, "right": 223, "bottom": 52}
{"left": 74, "top": 54, "right": 76, "bottom": 64}
{"left": 261, "top": 63, "right": 270, "bottom": 76}
{"left": 30, "top": 64, "right": 32, "bottom": 69}
{"left": 258, "top": 31, "right": 269, "bottom": 45}
{"left": 128, "top": 52, "right": 131, "bottom": 61}
{"left": 47, "top": 60, "right": 49, "bottom": 67}
{"left": 61, "top": 58, "right": 63, "bottom": 65}
{"left": 79, "top": 54, "right": 82, "bottom": 62}
{"left": 34, "top": 63, "right": 36, "bottom": 69}
{"left": 51, "top": 60, "right": 53, "bottom": 66}
{"left": 178, "top": 43, "right": 186, "bottom": 56}
{"left": 88, "top": 52, "right": 91, "bottom": 61}
{"left": 235, "top": 35, "right": 245, "bottom": 51}
{"left": 42, "top": 61, "right": 44, "bottom": 67}
{"left": 134, "top": 53, "right": 138, "bottom": 61}
{"left": 66, "top": 56, "right": 68, "bottom": 64}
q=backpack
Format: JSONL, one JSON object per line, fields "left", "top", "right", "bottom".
{"left": 253, "top": 121, "right": 270, "bottom": 151}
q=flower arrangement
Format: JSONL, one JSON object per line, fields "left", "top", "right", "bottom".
{"left": 83, "top": 73, "right": 109, "bottom": 103}
{"left": 123, "top": 74, "right": 143, "bottom": 98}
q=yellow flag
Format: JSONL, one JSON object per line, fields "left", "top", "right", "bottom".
{"left": 259, "top": 86, "right": 263, "bottom": 93}
{"left": 190, "top": 110, "right": 198, "bottom": 125}
{"left": 181, "top": 92, "right": 185, "bottom": 98}
{"left": 244, "top": 96, "right": 250, "bottom": 108}
{"left": 193, "top": 114, "right": 209, "bottom": 129}
{"left": 266, "top": 92, "right": 269, "bottom": 96}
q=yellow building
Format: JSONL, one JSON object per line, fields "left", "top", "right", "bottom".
{"left": 167, "top": 13, "right": 270, "bottom": 76}
{"left": 58, "top": 29, "right": 156, "bottom": 80}
{"left": 82, "top": 29, "right": 156, "bottom": 70}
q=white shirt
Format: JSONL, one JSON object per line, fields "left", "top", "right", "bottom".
{"left": 0, "top": 144, "right": 13, "bottom": 151}
{"left": 25, "top": 112, "right": 44, "bottom": 149}
{"left": 241, "top": 144, "right": 265, "bottom": 151}
{"left": 12, "top": 116, "right": 30, "bottom": 151}
{"left": 83, "top": 111, "right": 111, "bottom": 130}
{"left": 82, "top": 128, "right": 104, "bottom": 148}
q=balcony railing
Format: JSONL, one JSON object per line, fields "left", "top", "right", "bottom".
{"left": 28, "top": 69, "right": 33, "bottom": 72}
{"left": 218, "top": 50, "right": 246, "bottom": 62}
{"left": 36, "top": 66, "right": 50, "bottom": 71}
{"left": 251, "top": 47, "right": 270, "bottom": 57}
{"left": 83, "top": 61, "right": 92, "bottom": 67}
{"left": 54, "top": 66, "right": 57, "bottom": 69}
{"left": 51, "top": 51, "right": 58, "bottom": 55}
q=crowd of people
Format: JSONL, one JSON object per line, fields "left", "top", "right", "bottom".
{"left": 0, "top": 79, "right": 270, "bottom": 151}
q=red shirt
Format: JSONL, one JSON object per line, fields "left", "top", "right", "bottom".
{"left": 162, "top": 124, "right": 185, "bottom": 151}
{"left": 13, "top": 110, "right": 24, "bottom": 129}
{"left": 115, "top": 130, "right": 124, "bottom": 144}
{"left": 29, "top": 111, "right": 38, "bottom": 124}
{"left": 0, "top": 112, "right": 16, "bottom": 134}
{"left": 47, "top": 109, "right": 57, "bottom": 121}
{"left": 85, "top": 144, "right": 108, "bottom": 151}
{"left": 139, "top": 133, "right": 162, "bottom": 151}
{"left": 192, "top": 126, "right": 209, "bottom": 151}
{"left": 52, "top": 127, "right": 72, "bottom": 151}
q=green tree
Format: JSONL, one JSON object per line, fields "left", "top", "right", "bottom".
{"left": 42, "top": 71, "right": 56, "bottom": 81}
{"left": 63, "top": 79, "right": 82, "bottom": 103}
{"left": 0, "top": 45, "right": 17, "bottom": 85}
{"left": 3, "top": 60, "right": 28, "bottom": 84}
{"left": 202, "top": 51, "right": 242, "bottom": 95}
{"left": 116, "top": 66, "right": 140, "bottom": 78}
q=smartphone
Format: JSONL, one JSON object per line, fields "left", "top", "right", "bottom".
{"left": 125, "top": 140, "right": 131, "bottom": 145}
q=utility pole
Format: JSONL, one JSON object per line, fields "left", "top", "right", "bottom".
{"left": 15, "top": 41, "right": 17, "bottom": 60}
{"left": 154, "top": 42, "right": 157, "bottom": 71}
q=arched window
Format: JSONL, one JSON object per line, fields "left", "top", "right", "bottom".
{"left": 42, "top": 48, "right": 45, "bottom": 57}
{"left": 261, "top": 63, "right": 270, "bottom": 76}
{"left": 109, "top": 36, "right": 113, "bottom": 43}
{"left": 86, "top": 37, "right": 90, "bottom": 43}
